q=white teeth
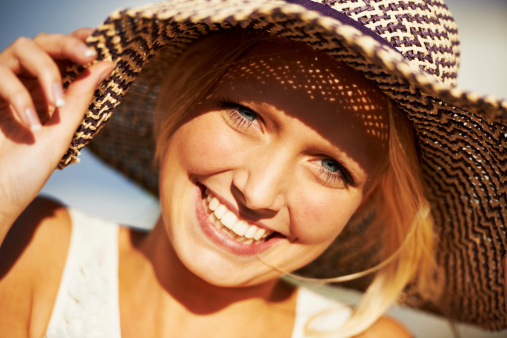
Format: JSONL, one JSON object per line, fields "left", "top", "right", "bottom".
{"left": 221, "top": 212, "right": 237, "bottom": 229}
{"left": 214, "top": 205, "right": 227, "bottom": 219}
{"left": 254, "top": 228, "right": 266, "bottom": 241}
{"left": 244, "top": 225, "right": 257, "bottom": 239}
{"left": 232, "top": 220, "right": 248, "bottom": 236}
{"left": 223, "top": 227, "right": 235, "bottom": 238}
{"left": 203, "top": 189, "right": 274, "bottom": 244}
{"left": 208, "top": 197, "right": 219, "bottom": 211}
{"left": 214, "top": 220, "right": 223, "bottom": 230}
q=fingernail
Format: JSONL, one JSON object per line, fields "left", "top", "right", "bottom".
{"left": 25, "top": 107, "right": 41, "bottom": 131}
{"left": 76, "top": 44, "right": 97, "bottom": 58}
{"left": 53, "top": 83, "right": 66, "bottom": 108}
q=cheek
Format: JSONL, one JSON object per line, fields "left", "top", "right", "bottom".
{"left": 291, "top": 189, "right": 363, "bottom": 244}
{"left": 168, "top": 114, "right": 239, "bottom": 175}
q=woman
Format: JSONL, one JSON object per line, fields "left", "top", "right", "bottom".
{"left": 0, "top": 0, "right": 505, "bottom": 337}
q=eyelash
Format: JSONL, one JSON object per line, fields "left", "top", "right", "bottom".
{"left": 215, "top": 97, "right": 355, "bottom": 189}
{"left": 317, "top": 162, "right": 355, "bottom": 189}
{"left": 216, "top": 98, "right": 259, "bottom": 130}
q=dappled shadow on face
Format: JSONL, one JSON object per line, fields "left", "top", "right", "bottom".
{"left": 214, "top": 40, "right": 389, "bottom": 180}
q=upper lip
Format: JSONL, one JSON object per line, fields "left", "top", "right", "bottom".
{"left": 202, "top": 184, "right": 283, "bottom": 237}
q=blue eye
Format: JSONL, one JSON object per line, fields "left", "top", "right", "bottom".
{"left": 322, "top": 159, "right": 340, "bottom": 173}
{"left": 317, "top": 158, "right": 355, "bottom": 189}
{"left": 217, "top": 98, "right": 260, "bottom": 130}
{"left": 238, "top": 106, "right": 257, "bottom": 121}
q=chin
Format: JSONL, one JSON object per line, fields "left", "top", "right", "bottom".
{"left": 159, "top": 181, "right": 312, "bottom": 288}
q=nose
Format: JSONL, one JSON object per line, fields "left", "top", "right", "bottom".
{"left": 231, "top": 148, "right": 290, "bottom": 216}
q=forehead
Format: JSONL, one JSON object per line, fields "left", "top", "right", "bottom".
{"left": 213, "top": 39, "right": 389, "bottom": 174}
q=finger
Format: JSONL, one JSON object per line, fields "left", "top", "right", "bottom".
{"left": 53, "top": 28, "right": 96, "bottom": 80}
{"left": 45, "top": 61, "right": 114, "bottom": 152}
{"left": 2, "top": 37, "right": 67, "bottom": 110}
{"left": 0, "top": 65, "right": 41, "bottom": 130}
{"left": 33, "top": 33, "right": 97, "bottom": 64}
{"left": 69, "top": 28, "right": 95, "bottom": 42}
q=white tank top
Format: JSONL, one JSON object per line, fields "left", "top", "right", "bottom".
{"left": 45, "top": 209, "right": 351, "bottom": 338}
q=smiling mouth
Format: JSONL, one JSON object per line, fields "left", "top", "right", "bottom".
{"left": 201, "top": 189, "right": 275, "bottom": 245}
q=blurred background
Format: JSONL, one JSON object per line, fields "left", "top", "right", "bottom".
{"left": 1, "top": 0, "right": 506, "bottom": 337}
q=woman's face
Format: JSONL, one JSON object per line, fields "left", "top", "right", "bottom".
{"left": 158, "top": 40, "right": 389, "bottom": 287}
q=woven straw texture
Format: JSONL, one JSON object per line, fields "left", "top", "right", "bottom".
{"left": 59, "top": 0, "right": 507, "bottom": 329}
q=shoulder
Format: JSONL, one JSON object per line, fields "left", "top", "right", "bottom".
{"left": 355, "top": 316, "right": 412, "bottom": 338}
{"left": 0, "top": 196, "right": 72, "bottom": 337}
{"left": 0, "top": 196, "right": 72, "bottom": 271}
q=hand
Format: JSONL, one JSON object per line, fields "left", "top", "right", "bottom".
{"left": 0, "top": 29, "right": 114, "bottom": 244}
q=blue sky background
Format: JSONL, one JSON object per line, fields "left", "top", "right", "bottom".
{"left": 1, "top": 1, "right": 506, "bottom": 336}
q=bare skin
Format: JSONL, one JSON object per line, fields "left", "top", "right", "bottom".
{"left": 0, "top": 33, "right": 410, "bottom": 337}
{"left": 0, "top": 28, "right": 112, "bottom": 337}
{"left": 0, "top": 29, "right": 113, "bottom": 244}
{"left": 0, "top": 198, "right": 409, "bottom": 337}
{"left": 0, "top": 198, "right": 70, "bottom": 337}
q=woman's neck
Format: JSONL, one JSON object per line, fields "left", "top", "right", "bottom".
{"left": 118, "top": 219, "right": 297, "bottom": 337}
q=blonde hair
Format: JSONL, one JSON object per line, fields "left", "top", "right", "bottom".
{"left": 301, "top": 101, "right": 438, "bottom": 337}
{"left": 153, "top": 31, "right": 437, "bottom": 337}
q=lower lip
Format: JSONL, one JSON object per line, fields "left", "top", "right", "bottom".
{"left": 194, "top": 187, "right": 281, "bottom": 255}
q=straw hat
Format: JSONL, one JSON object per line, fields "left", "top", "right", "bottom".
{"left": 59, "top": 0, "right": 507, "bottom": 330}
